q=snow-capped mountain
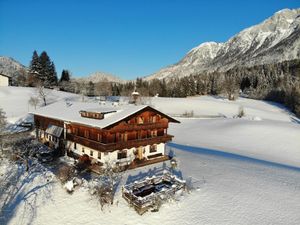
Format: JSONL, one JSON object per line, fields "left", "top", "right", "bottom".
{"left": 0, "top": 56, "right": 27, "bottom": 77}
{"left": 77, "top": 72, "right": 124, "bottom": 83}
{"left": 146, "top": 8, "right": 300, "bottom": 80}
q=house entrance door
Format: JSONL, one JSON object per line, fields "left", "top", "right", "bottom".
{"left": 137, "top": 146, "right": 144, "bottom": 160}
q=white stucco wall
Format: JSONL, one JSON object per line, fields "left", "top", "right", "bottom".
{"left": 0, "top": 75, "right": 9, "bottom": 86}
{"left": 144, "top": 143, "right": 165, "bottom": 158}
{"left": 68, "top": 141, "right": 166, "bottom": 166}
{"left": 39, "top": 129, "right": 59, "bottom": 148}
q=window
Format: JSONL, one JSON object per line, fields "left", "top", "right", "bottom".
{"left": 97, "top": 133, "right": 102, "bottom": 142}
{"left": 117, "top": 150, "right": 127, "bottom": 159}
{"left": 119, "top": 133, "right": 127, "bottom": 142}
{"left": 111, "top": 133, "right": 116, "bottom": 142}
{"left": 137, "top": 116, "right": 143, "bottom": 124}
{"left": 119, "top": 133, "right": 123, "bottom": 142}
{"left": 137, "top": 131, "right": 142, "bottom": 139}
{"left": 90, "top": 150, "right": 93, "bottom": 157}
{"left": 84, "top": 130, "right": 89, "bottom": 138}
{"left": 150, "top": 145, "right": 157, "bottom": 153}
{"left": 97, "top": 152, "right": 101, "bottom": 159}
{"left": 153, "top": 116, "right": 156, "bottom": 123}
{"left": 82, "top": 147, "right": 85, "bottom": 153}
{"left": 150, "top": 116, "right": 156, "bottom": 123}
{"left": 73, "top": 127, "right": 78, "bottom": 134}
{"left": 74, "top": 143, "right": 77, "bottom": 150}
{"left": 151, "top": 130, "right": 157, "bottom": 137}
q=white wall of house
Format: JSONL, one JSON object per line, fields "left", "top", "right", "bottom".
{"left": 144, "top": 143, "right": 165, "bottom": 158}
{"left": 36, "top": 129, "right": 59, "bottom": 148}
{"left": 67, "top": 141, "right": 166, "bottom": 166}
{"left": 0, "top": 75, "right": 9, "bottom": 86}
{"left": 44, "top": 133, "right": 59, "bottom": 148}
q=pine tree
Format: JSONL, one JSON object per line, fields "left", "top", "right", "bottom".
{"left": 87, "top": 81, "right": 95, "bottom": 96}
{"left": 60, "top": 70, "right": 71, "bottom": 82}
{"left": 48, "top": 61, "right": 58, "bottom": 86}
{"left": 39, "top": 51, "right": 51, "bottom": 85}
{"left": 36, "top": 51, "right": 57, "bottom": 87}
{"left": 29, "top": 50, "right": 41, "bottom": 80}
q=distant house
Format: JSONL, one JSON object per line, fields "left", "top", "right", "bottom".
{"left": 32, "top": 102, "right": 180, "bottom": 169}
{"left": 0, "top": 73, "right": 11, "bottom": 86}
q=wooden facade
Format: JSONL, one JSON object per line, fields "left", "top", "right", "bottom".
{"left": 34, "top": 105, "right": 179, "bottom": 167}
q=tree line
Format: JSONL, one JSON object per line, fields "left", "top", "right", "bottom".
{"left": 12, "top": 50, "right": 300, "bottom": 117}
{"left": 113, "top": 59, "right": 300, "bottom": 116}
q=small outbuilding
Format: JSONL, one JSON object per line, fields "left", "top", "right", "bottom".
{"left": 0, "top": 73, "right": 11, "bottom": 86}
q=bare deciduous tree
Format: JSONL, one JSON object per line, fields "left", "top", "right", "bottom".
{"left": 0, "top": 108, "right": 7, "bottom": 154}
{"left": 95, "top": 162, "right": 123, "bottom": 210}
{"left": 28, "top": 96, "right": 40, "bottom": 110}
{"left": 36, "top": 83, "right": 49, "bottom": 106}
{"left": 224, "top": 74, "right": 239, "bottom": 100}
{"left": 95, "top": 79, "right": 112, "bottom": 99}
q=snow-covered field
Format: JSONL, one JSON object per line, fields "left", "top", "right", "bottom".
{"left": 0, "top": 86, "right": 79, "bottom": 123}
{"left": 1, "top": 87, "right": 300, "bottom": 225}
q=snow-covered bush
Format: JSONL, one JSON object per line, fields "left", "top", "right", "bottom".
{"left": 58, "top": 165, "right": 75, "bottom": 184}
{"left": 182, "top": 110, "right": 194, "bottom": 117}
{"left": 237, "top": 106, "right": 246, "bottom": 118}
{"left": 64, "top": 180, "right": 75, "bottom": 193}
{"left": 185, "top": 176, "right": 194, "bottom": 193}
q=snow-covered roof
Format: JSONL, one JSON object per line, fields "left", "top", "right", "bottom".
{"left": 132, "top": 91, "right": 140, "bottom": 95}
{"left": 31, "top": 101, "right": 152, "bottom": 129}
{"left": 45, "top": 125, "right": 63, "bottom": 137}
{"left": 0, "top": 73, "right": 11, "bottom": 78}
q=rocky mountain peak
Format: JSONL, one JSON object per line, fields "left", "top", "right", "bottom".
{"left": 146, "top": 8, "right": 300, "bottom": 80}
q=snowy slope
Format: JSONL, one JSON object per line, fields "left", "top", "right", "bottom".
{"left": 146, "top": 8, "right": 300, "bottom": 80}
{"left": 0, "top": 86, "right": 79, "bottom": 123}
{"left": 151, "top": 96, "right": 300, "bottom": 168}
{"left": 3, "top": 145, "right": 300, "bottom": 225}
{"left": 151, "top": 96, "right": 297, "bottom": 122}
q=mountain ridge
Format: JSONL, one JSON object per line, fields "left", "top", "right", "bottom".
{"left": 145, "top": 8, "right": 300, "bottom": 80}
{"left": 76, "top": 71, "right": 124, "bottom": 83}
{"left": 0, "top": 56, "right": 27, "bottom": 77}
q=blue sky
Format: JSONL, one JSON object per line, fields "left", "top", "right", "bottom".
{"left": 0, "top": 0, "right": 299, "bottom": 80}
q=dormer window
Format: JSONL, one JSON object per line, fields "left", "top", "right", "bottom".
{"left": 137, "top": 116, "right": 144, "bottom": 124}
{"left": 79, "top": 110, "right": 116, "bottom": 120}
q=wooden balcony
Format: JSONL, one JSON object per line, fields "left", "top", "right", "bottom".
{"left": 110, "top": 121, "right": 168, "bottom": 132}
{"left": 66, "top": 133, "right": 173, "bottom": 152}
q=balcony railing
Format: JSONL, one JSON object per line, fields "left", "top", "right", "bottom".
{"left": 110, "top": 121, "right": 168, "bottom": 132}
{"left": 66, "top": 133, "right": 173, "bottom": 152}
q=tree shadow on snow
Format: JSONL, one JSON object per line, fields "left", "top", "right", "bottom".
{"left": 261, "top": 100, "right": 300, "bottom": 124}
{"left": 0, "top": 163, "right": 54, "bottom": 225}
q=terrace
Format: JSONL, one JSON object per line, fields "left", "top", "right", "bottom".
{"left": 122, "top": 172, "right": 186, "bottom": 214}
